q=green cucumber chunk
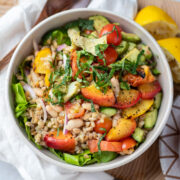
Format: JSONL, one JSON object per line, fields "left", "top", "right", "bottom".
{"left": 138, "top": 44, "right": 152, "bottom": 60}
{"left": 89, "top": 15, "right": 110, "bottom": 33}
{"left": 122, "top": 32, "right": 141, "bottom": 43}
{"left": 64, "top": 81, "right": 81, "bottom": 103}
{"left": 132, "top": 128, "right": 145, "bottom": 143}
{"left": 115, "top": 41, "right": 129, "bottom": 55}
{"left": 127, "top": 42, "right": 137, "bottom": 51}
{"left": 154, "top": 92, "right": 162, "bottom": 109}
{"left": 100, "top": 107, "right": 117, "bottom": 117}
{"left": 123, "top": 48, "right": 145, "bottom": 63}
{"left": 144, "top": 109, "right": 158, "bottom": 130}
{"left": 88, "top": 31, "right": 98, "bottom": 39}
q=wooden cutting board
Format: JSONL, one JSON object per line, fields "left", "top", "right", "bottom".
{"left": 0, "top": 0, "right": 179, "bottom": 179}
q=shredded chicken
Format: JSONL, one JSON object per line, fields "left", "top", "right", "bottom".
{"left": 111, "top": 76, "right": 120, "bottom": 98}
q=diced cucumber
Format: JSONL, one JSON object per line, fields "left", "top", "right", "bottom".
{"left": 115, "top": 41, "right": 129, "bottom": 55}
{"left": 138, "top": 44, "right": 152, "bottom": 60}
{"left": 122, "top": 32, "right": 141, "bottom": 43}
{"left": 123, "top": 48, "right": 145, "bottom": 63}
{"left": 154, "top": 92, "right": 162, "bottom": 109}
{"left": 127, "top": 42, "right": 137, "bottom": 51}
{"left": 88, "top": 31, "right": 98, "bottom": 39}
{"left": 144, "top": 109, "right": 158, "bottom": 130}
{"left": 64, "top": 81, "right": 81, "bottom": 102}
{"left": 100, "top": 107, "right": 117, "bottom": 117}
{"left": 89, "top": 15, "right": 110, "bottom": 33}
{"left": 132, "top": 128, "right": 145, "bottom": 143}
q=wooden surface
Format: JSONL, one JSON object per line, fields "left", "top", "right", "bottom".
{"left": 0, "top": 0, "right": 179, "bottom": 179}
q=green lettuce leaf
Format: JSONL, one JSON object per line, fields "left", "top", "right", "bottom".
{"left": 12, "top": 83, "right": 27, "bottom": 105}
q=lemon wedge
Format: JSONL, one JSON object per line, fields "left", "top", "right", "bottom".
{"left": 158, "top": 38, "right": 180, "bottom": 83}
{"left": 135, "top": 6, "right": 179, "bottom": 40}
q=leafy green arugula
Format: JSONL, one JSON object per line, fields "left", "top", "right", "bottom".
{"left": 65, "top": 19, "right": 94, "bottom": 31}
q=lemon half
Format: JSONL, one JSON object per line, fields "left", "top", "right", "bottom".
{"left": 158, "top": 38, "right": 180, "bottom": 83}
{"left": 135, "top": 6, "right": 179, "bottom": 40}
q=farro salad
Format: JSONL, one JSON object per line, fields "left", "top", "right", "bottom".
{"left": 12, "top": 15, "right": 162, "bottom": 166}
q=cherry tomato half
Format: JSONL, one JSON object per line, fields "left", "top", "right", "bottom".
{"left": 94, "top": 117, "right": 112, "bottom": 134}
{"left": 99, "top": 24, "right": 122, "bottom": 46}
{"left": 65, "top": 102, "right": 85, "bottom": 119}
{"left": 97, "top": 46, "right": 118, "bottom": 65}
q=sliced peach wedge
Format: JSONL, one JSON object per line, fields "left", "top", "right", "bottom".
{"left": 81, "top": 83, "right": 116, "bottom": 107}
{"left": 113, "top": 89, "right": 141, "bottom": 109}
{"left": 106, "top": 118, "right": 136, "bottom": 141}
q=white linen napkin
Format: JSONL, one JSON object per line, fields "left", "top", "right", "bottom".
{"left": 0, "top": 0, "right": 137, "bottom": 180}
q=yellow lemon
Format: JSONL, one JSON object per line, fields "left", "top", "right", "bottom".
{"left": 158, "top": 38, "right": 180, "bottom": 83}
{"left": 135, "top": 6, "right": 179, "bottom": 40}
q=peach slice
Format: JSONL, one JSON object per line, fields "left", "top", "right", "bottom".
{"left": 106, "top": 118, "right": 136, "bottom": 141}
{"left": 81, "top": 84, "right": 115, "bottom": 106}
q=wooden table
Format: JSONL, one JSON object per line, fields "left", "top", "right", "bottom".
{"left": 0, "top": 0, "right": 179, "bottom": 179}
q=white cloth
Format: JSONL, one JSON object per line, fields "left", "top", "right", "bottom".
{"left": 0, "top": 0, "right": 137, "bottom": 180}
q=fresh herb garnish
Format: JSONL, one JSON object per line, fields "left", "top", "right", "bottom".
{"left": 57, "top": 128, "right": 60, "bottom": 136}
{"left": 102, "top": 26, "right": 116, "bottom": 36}
{"left": 95, "top": 44, "right": 108, "bottom": 66}
{"left": 110, "top": 50, "right": 145, "bottom": 75}
{"left": 120, "top": 81, "right": 130, "bottom": 90}
{"left": 98, "top": 128, "right": 107, "bottom": 155}
{"left": 61, "top": 56, "right": 72, "bottom": 85}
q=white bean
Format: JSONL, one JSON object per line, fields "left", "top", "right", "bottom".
{"left": 46, "top": 105, "right": 58, "bottom": 117}
{"left": 50, "top": 104, "right": 63, "bottom": 112}
{"left": 66, "top": 119, "right": 84, "bottom": 130}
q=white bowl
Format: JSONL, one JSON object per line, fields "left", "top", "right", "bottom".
{"left": 5, "top": 9, "right": 173, "bottom": 172}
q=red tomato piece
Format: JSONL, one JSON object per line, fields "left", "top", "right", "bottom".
{"left": 94, "top": 117, "right": 112, "bottom": 134}
{"left": 88, "top": 140, "right": 122, "bottom": 153}
{"left": 99, "top": 24, "right": 122, "bottom": 45}
{"left": 65, "top": 102, "right": 85, "bottom": 119}
{"left": 121, "top": 138, "right": 137, "bottom": 151}
{"left": 97, "top": 46, "right": 118, "bottom": 65}
{"left": 113, "top": 89, "right": 141, "bottom": 109}
{"left": 44, "top": 131, "right": 75, "bottom": 152}
{"left": 138, "top": 81, "right": 161, "bottom": 99}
